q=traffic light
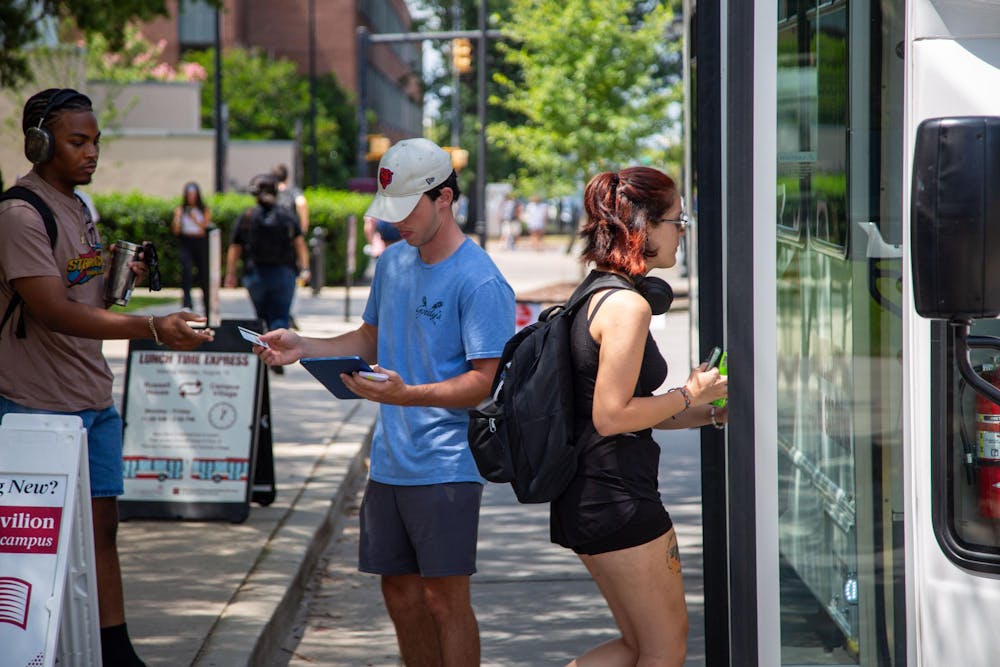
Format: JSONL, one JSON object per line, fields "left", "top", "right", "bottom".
{"left": 452, "top": 38, "right": 472, "bottom": 74}
{"left": 442, "top": 146, "right": 469, "bottom": 170}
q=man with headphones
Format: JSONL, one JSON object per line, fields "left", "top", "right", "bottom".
{"left": 0, "top": 88, "right": 214, "bottom": 666}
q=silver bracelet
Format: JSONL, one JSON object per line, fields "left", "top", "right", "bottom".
{"left": 710, "top": 405, "right": 725, "bottom": 430}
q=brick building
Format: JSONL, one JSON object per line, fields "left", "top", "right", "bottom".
{"left": 140, "top": 0, "right": 423, "bottom": 141}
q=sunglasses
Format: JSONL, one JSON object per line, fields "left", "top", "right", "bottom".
{"left": 660, "top": 196, "right": 689, "bottom": 232}
{"left": 662, "top": 211, "right": 690, "bottom": 232}
{"left": 143, "top": 242, "right": 162, "bottom": 292}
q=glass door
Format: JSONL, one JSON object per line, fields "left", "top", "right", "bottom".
{"left": 774, "top": 0, "right": 905, "bottom": 663}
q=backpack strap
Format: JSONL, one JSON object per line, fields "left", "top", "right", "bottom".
{"left": 586, "top": 288, "right": 624, "bottom": 326}
{"left": 0, "top": 186, "right": 59, "bottom": 340}
{"left": 563, "top": 272, "right": 634, "bottom": 315}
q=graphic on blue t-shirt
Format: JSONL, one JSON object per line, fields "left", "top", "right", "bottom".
{"left": 416, "top": 296, "right": 444, "bottom": 324}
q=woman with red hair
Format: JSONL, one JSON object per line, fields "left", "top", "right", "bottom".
{"left": 552, "top": 166, "right": 728, "bottom": 666}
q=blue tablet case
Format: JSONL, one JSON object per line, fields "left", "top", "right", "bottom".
{"left": 300, "top": 356, "right": 374, "bottom": 399}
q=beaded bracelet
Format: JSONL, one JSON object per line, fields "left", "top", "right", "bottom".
{"left": 710, "top": 405, "right": 725, "bottom": 430}
{"left": 668, "top": 386, "right": 691, "bottom": 412}
{"left": 147, "top": 315, "right": 162, "bottom": 346}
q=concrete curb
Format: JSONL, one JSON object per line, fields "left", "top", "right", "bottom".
{"left": 191, "top": 401, "right": 377, "bottom": 666}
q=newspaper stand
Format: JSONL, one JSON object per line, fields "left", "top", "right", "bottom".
{"left": 0, "top": 414, "right": 101, "bottom": 667}
{"left": 118, "top": 319, "right": 274, "bottom": 522}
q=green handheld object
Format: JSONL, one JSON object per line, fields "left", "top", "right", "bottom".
{"left": 712, "top": 352, "right": 728, "bottom": 407}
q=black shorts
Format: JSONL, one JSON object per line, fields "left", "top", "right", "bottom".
{"left": 358, "top": 480, "right": 483, "bottom": 577}
{"left": 571, "top": 500, "right": 673, "bottom": 556}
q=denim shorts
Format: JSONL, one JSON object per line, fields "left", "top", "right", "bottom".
{"left": 0, "top": 395, "right": 124, "bottom": 498}
{"left": 358, "top": 480, "right": 483, "bottom": 577}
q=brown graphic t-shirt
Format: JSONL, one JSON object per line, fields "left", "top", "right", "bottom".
{"left": 0, "top": 172, "right": 113, "bottom": 411}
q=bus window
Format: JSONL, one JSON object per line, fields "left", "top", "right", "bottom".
{"left": 941, "top": 322, "right": 1000, "bottom": 567}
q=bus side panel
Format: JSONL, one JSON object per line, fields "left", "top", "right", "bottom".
{"left": 908, "top": 6, "right": 1000, "bottom": 665}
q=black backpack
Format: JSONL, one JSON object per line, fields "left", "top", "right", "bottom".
{"left": 0, "top": 186, "right": 59, "bottom": 339}
{"left": 241, "top": 205, "right": 297, "bottom": 266}
{"left": 468, "top": 272, "right": 632, "bottom": 503}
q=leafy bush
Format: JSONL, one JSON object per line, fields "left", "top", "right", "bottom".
{"left": 91, "top": 189, "right": 372, "bottom": 287}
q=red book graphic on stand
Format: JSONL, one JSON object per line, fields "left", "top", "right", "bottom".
{"left": 0, "top": 576, "right": 31, "bottom": 630}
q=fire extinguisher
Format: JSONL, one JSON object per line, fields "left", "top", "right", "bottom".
{"left": 975, "top": 364, "right": 1000, "bottom": 518}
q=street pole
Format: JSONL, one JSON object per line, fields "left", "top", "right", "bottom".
{"left": 213, "top": 9, "right": 225, "bottom": 193}
{"left": 308, "top": 0, "right": 318, "bottom": 187}
{"left": 475, "top": 0, "right": 487, "bottom": 248}
{"left": 356, "top": 27, "right": 369, "bottom": 180}
{"left": 451, "top": 0, "right": 461, "bottom": 148}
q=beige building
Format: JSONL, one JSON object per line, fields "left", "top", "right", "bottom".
{"left": 0, "top": 79, "right": 291, "bottom": 198}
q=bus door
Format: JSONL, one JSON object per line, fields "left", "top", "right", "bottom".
{"left": 774, "top": 0, "right": 906, "bottom": 663}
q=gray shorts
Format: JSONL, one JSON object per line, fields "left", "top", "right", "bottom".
{"left": 358, "top": 480, "right": 483, "bottom": 577}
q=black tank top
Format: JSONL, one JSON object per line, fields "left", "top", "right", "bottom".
{"left": 550, "top": 272, "right": 669, "bottom": 548}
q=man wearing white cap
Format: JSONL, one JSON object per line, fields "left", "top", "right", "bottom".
{"left": 258, "top": 137, "right": 515, "bottom": 665}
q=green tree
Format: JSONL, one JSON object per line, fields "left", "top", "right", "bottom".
{"left": 184, "top": 48, "right": 356, "bottom": 188}
{"left": 185, "top": 47, "right": 309, "bottom": 141}
{"left": 0, "top": 0, "right": 220, "bottom": 87}
{"left": 415, "top": 0, "right": 528, "bottom": 192}
{"left": 489, "top": 0, "right": 679, "bottom": 194}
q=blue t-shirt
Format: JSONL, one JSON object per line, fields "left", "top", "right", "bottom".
{"left": 363, "top": 238, "right": 515, "bottom": 485}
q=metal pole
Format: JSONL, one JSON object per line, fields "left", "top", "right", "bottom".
{"left": 451, "top": 1, "right": 461, "bottom": 148}
{"left": 356, "top": 27, "right": 369, "bottom": 180}
{"left": 308, "top": 0, "right": 318, "bottom": 186}
{"left": 475, "top": 0, "right": 487, "bottom": 248}
{"left": 213, "top": 9, "right": 224, "bottom": 193}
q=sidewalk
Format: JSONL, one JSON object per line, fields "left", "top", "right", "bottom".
{"left": 105, "top": 239, "right": 702, "bottom": 666}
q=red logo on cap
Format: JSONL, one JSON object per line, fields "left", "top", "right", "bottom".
{"left": 379, "top": 168, "right": 394, "bottom": 190}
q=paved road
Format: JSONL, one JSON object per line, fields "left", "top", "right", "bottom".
{"left": 278, "top": 242, "right": 707, "bottom": 666}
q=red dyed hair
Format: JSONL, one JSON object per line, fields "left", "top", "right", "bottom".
{"left": 579, "top": 166, "right": 679, "bottom": 275}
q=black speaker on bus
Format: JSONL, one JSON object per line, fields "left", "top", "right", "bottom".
{"left": 911, "top": 116, "right": 1000, "bottom": 320}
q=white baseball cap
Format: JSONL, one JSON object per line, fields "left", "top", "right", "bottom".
{"left": 365, "top": 138, "right": 454, "bottom": 223}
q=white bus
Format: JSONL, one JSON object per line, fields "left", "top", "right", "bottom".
{"left": 685, "top": 1, "right": 1000, "bottom": 664}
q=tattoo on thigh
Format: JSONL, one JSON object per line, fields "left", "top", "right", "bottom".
{"left": 666, "top": 532, "right": 682, "bottom": 574}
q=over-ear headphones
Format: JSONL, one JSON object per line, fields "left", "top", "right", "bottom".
{"left": 633, "top": 275, "right": 674, "bottom": 315}
{"left": 24, "top": 89, "right": 85, "bottom": 165}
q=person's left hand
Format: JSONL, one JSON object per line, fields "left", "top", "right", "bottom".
{"left": 341, "top": 366, "right": 410, "bottom": 405}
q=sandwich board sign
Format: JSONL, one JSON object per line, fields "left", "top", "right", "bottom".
{"left": 0, "top": 413, "right": 101, "bottom": 667}
{"left": 118, "top": 320, "right": 274, "bottom": 522}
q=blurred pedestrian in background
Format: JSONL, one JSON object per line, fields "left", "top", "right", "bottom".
{"left": 224, "top": 174, "right": 309, "bottom": 356}
{"left": 363, "top": 215, "right": 402, "bottom": 281}
{"left": 524, "top": 195, "right": 548, "bottom": 251}
{"left": 499, "top": 193, "right": 521, "bottom": 250}
{"left": 171, "top": 181, "right": 211, "bottom": 314}
{"left": 272, "top": 163, "right": 310, "bottom": 234}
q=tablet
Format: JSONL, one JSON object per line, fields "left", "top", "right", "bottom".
{"left": 301, "top": 356, "right": 378, "bottom": 399}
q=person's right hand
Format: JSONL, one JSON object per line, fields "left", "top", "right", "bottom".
{"left": 156, "top": 312, "right": 214, "bottom": 350}
{"left": 684, "top": 363, "right": 728, "bottom": 406}
{"left": 256, "top": 328, "right": 304, "bottom": 367}
{"left": 223, "top": 274, "right": 238, "bottom": 288}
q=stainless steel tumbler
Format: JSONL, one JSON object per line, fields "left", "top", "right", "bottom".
{"left": 104, "top": 240, "right": 143, "bottom": 306}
